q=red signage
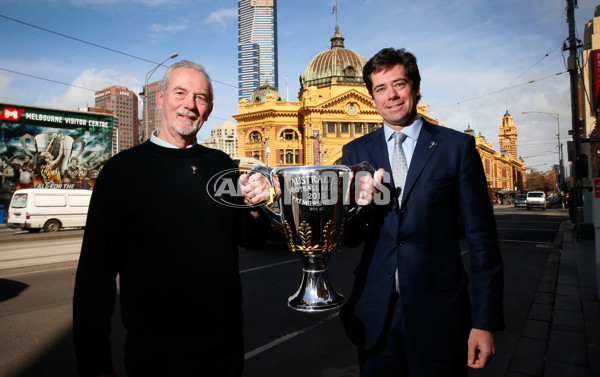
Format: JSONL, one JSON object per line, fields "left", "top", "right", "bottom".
{"left": 593, "top": 50, "right": 600, "bottom": 107}
{"left": 595, "top": 178, "right": 600, "bottom": 199}
{"left": 0, "top": 107, "right": 24, "bottom": 121}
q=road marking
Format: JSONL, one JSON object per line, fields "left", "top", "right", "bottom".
{"left": 0, "top": 239, "right": 83, "bottom": 251}
{"left": 460, "top": 237, "right": 553, "bottom": 253}
{"left": 497, "top": 228, "right": 556, "bottom": 231}
{"left": 240, "top": 259, "right": 298, "bottom": 274}
{"left": 536, "top": 243, "right": 556, "bottom": 248}
{"left": 0, "top": 264, "right": 77, "bottom": 278}
{"left": 499, "top": 239, "right": 552, "bottom": 246}
{"left": 496, "top": 220, "right": 562, "bottom": 224}
{"left": 244, "top": 311, "right": 339, "bottom": 360}
{"left": 0, "top": 238, "right": 83, "bottom": 270}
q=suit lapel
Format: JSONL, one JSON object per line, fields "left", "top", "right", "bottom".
{"left": 401, "top": 121, "right": 441, "bottom": 205}
{"left": 365, "top": 127, "right": 392, "bottom": 174}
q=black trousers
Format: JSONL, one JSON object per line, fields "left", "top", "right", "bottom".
{"left": 358, "top": 292, "right": 467, "bottom": 377}
{"left": 124, "top": 333, "right": 244, "bottom": 377}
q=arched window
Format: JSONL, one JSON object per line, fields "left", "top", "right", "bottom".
{"left": 249, "top": 131, "right": 262, "bottom": 143}
{"left": 280, "top": 129, "right": 299, "bottom": 141}
{"left": 344, "top": 65, "right": 356, "bottom": 78}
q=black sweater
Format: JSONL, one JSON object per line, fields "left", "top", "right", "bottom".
{"left": 73, "top": 141, "right": 268, "bottom": 376}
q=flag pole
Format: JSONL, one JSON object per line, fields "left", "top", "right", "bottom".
{"left": 335, "top": 0, "right": 338, "bottom": 27}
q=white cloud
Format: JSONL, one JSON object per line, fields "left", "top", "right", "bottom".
{"left": 150, "top": 19, "right": 189, "bottom": 40}
{"left": 205, "top": 8, "right": 237, "bottom": 28}
{"left": 35, "top": 68, "right": 141, "bottom": 111}
{"left": 0, "top": 74, "right": 18, "bottom": 104}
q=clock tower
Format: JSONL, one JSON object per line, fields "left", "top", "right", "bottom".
{"left": 499, "top": 110, "right": 518, "bottom": 159}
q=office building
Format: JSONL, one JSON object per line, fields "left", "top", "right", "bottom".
{"left": 142, "top": 80, "right": 161, "bottom": 142}
{"left": 94, "top": 86, "right": 139, "bottom": 152}
{"left": 203, "top": 120, "right": 238, "bottom": 157}
{"left": 238, "top": 0, "right": 279, "bottom": 102}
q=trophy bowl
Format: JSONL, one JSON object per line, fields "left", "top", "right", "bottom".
{"left": 251, "top": 165, "right": 353, "bottom": 312}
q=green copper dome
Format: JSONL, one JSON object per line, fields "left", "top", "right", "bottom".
{"left": 248, "top": 80, "right": 285, "bottom": 104}
{"left": 300, "top": 26, "right": 367, "bottom": 88}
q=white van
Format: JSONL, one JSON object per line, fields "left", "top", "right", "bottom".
{"left": 526, "top": 191, "right": 546, "bottom": 211}
{"left": 6, "top": 189, "right": 92, "bottom": 232}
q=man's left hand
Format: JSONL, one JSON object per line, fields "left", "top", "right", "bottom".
{"left": 467, "top": 328, "right": 496, "bottom": 369}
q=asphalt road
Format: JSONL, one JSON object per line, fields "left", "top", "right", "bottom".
{"left": 0, "top": 205, "right": 568, "bottom": 377}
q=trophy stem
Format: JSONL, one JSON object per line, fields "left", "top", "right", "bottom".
{"left": 288, "top": 253, "right": 344, "bottom": 312}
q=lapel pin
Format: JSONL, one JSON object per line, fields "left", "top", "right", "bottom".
{"left": 192, "top": 165, "right": 198, "bottom": 175}
{"left": 429, "top": 141, "right": 437, "bottom": 149}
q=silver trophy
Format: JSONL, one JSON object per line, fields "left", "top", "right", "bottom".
{"left": 251, "top": 163, "right": 373, "bottom": 312}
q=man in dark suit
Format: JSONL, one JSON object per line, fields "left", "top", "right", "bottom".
{"left": 340, "top": 48, "right": 504, "bottom": 376}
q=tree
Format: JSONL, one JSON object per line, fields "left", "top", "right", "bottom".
{"left": 526, "top": 171, "right": 554, "bottom": 192}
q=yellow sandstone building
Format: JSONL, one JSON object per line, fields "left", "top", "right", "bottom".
{"left": 466, "top": 111, "right": 527, "bottom": 192}
{"left": 234, "top": 26, "right": 526, "bottom": 192}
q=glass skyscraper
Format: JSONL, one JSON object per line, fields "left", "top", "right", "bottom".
{"left": 238, "top": 0, "right": 279, "bottom": 101}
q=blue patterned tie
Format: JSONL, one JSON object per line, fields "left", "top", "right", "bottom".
{"left": 391, "top": 131, "right": 408, "bottom": 203}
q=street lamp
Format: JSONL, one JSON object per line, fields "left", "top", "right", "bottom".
{"left": 522, "top": 111, "right": 564, "bottom": 190}
{"left": 143, "top": 53, "right": 178, "bottom": 141}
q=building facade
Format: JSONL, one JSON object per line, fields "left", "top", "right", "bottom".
{"left": 235, "top": 26, "right": 526, "bottom": 193}
{"left": 583, "top": 5, "right": 600, "bottom": 179}
{"left": 203, "top": 120, "right": 238, "bottom": 157}
{"left": 235, "top": 26, "right": 436, "bottom": 167}
{"left": 238, "top": 0, "right": 278, "bottom": 102}
{"left": 141, "top": 80, "right": 161, "bottom": 142}
{"left": 465, "top": 112, "right": 527, "bottom": 192}
{"left": 94, "top": 86, "right": 139, "bottom": 152}
{"left": 499, "top": 110, "right": 518, "bottom": 159}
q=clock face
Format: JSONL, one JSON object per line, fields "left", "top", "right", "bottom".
{"left": 504, "top": 138, "right": 511, "bottom": 144}
{"left": 347, "top": 104, "right": 357, "bottom": 115}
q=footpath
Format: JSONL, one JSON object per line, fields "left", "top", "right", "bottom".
{"left": 506, "top": 219, "right": 600, "bottom": 377}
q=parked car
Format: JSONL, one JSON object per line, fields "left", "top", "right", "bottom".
{"left": 526, "top": 191, "right": 546, "bottom": 211}
{"left": 514, "top": 194, "right": 527, "bottom": 208}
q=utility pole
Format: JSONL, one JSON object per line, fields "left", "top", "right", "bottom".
{"left": 521, "top": 112, "right": 564, "bottom": 189}
{"left": 565, "top": 0, "right": 583, "bottom": 235}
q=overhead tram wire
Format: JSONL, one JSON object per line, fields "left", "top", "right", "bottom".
{"left": 0, "top": 67, "right": 98, "bottom": 92}
{"left": 0, "top": 66, "right": 236, "bottom": 122}
{"left": 433, "top": 42, "right": 565, "bottom": 117}
{"left": 0, "top": 13, "right": 236, "bottom": 89}
{"left": 454, "top": 43, "right": 564, "bottom": 123}
{"left": 435, "top": 71, "right": 567, "bottom": 111}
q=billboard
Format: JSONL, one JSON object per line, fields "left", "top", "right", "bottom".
{"left": 0, "top": 103, "right": 113, "bottom": 205}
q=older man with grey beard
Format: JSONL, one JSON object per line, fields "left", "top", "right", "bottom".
{"left": 73, "top": 60, "right": 270, "bottom": 377}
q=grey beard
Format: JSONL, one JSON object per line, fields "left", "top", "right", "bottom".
{"left": 172, "top": 121, "right": 199, "bottom": 136}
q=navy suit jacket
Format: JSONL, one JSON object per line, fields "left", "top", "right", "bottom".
{"left": 340, "top": 120, "right": 504, "bottom": 360}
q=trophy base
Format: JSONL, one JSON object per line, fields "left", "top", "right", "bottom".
{"left": 287, "top": 255, "right": 344, "bottom": 312}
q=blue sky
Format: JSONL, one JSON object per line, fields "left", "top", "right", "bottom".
{"left": 1, "top": 0, "right": 599, "bottom": 172}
